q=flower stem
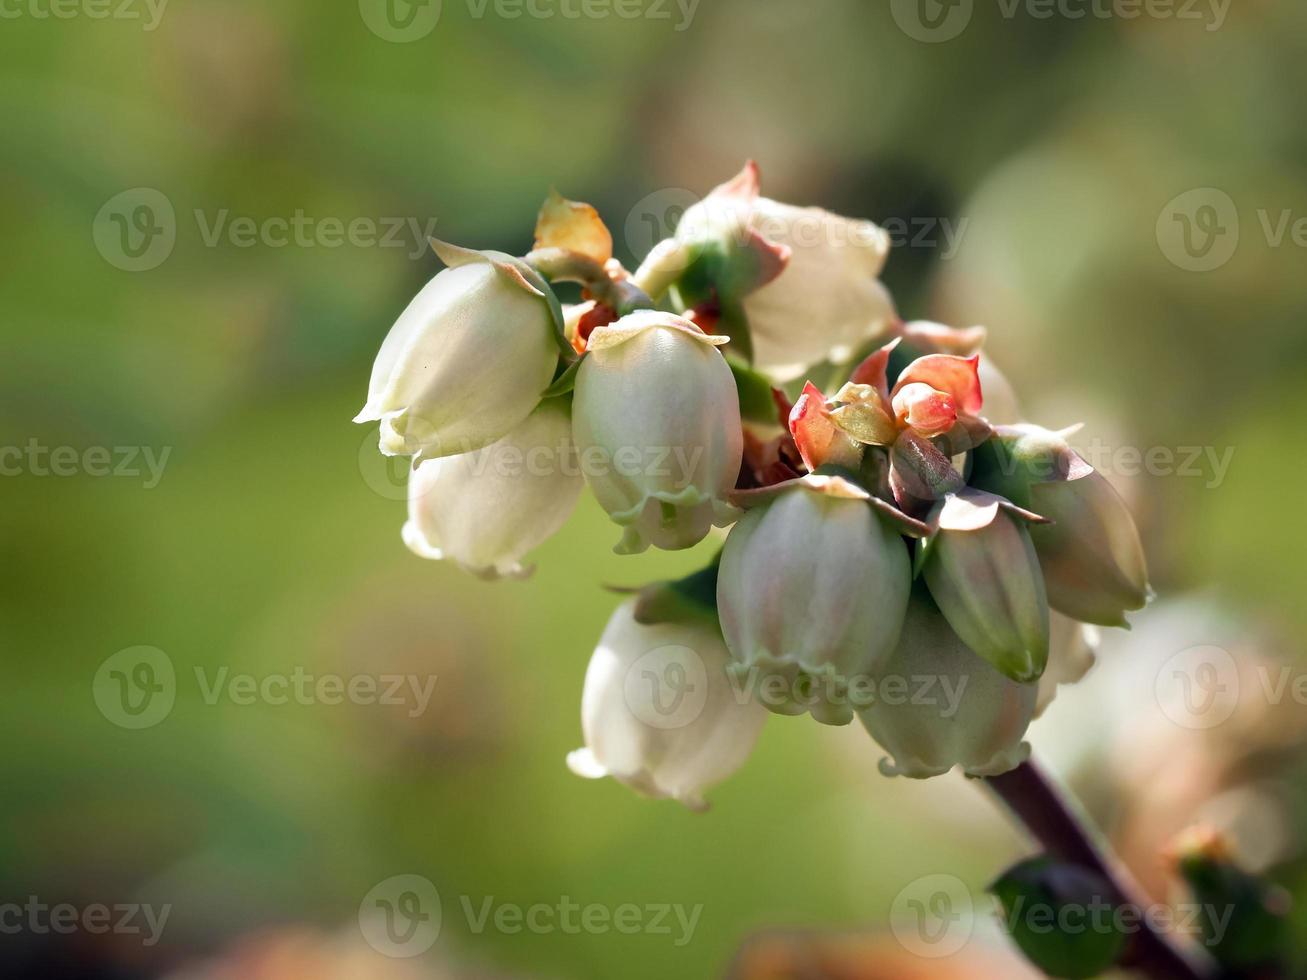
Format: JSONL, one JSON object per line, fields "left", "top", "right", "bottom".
{"left": 630, "top": 238, "right": 691, "bottom": 300}
{"left": 524, "top": 247, "right": 654, "bottom": 315}
{"left": 982, "top": 759, "right": 1215, "bottom": 980}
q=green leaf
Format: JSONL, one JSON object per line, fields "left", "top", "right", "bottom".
{"left": 989, "top": 856, "right": 1127, "bottom": 979}
{"left": 1176, "top": 842, "right": 1291, "bottom": 970}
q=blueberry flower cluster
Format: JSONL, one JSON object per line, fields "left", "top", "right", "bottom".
{"left": 356, "top": 163, "right": 1150, "bottom": 806}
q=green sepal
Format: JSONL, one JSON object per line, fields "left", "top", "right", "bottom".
{"left": 912, "top": 532, "right": 936, "bottom": 579}
{"left": 671, "top": 240, "right": 758, "bottom": 364}
{"left": 612, "top": 556, "right": 722, "bottom": 629}
{"left": 808, "top": 464, "right": 932, "bottom": 539}
{"left": 729, "top": 358, "right": 777, "bottom": 425}
{"left": 519, "top": 259, "right": 574, "bottom": 360}
{"left": 717, "top": 295, "right": 754, "bottom": 366}
{"left": 541, "top": 355, "right": 584, "bottom": 399}
{"left": 969, "top": 435, "right": 1033, "bottom": 509}
{"left": 673, "top": 240, "right": 729, "bottom": 308}
{"left": 990, "top": 856, "right": 1127, "bottom": 980}
{"left": 811, "top": 462, "right": 867, "bottom": 489}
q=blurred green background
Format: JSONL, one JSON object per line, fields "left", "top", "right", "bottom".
{"left": 4, "top": 1, "right": 1307, "bottom": 977}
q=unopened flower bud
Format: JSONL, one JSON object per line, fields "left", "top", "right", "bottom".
{"left": 567, "top": 599, "right": 766, "bottom": 811}
{"left": 571, "top": 311, "right": 743, "bottom": 554}
{"left": 897, "top": 321, "right": 1022, "bottom": 424}
{"left": 675, "top": 163, "right": 895, "bottom": 380}
{"left": 920, "top": 489, "right": 1050, "bottom": 683}
{"left": 355, "top": 244, "right": 561, "bottom": 458}
{"left": 972, "top": 424, "right": 1150, "bottom": 627}
{"left": 859, "top": 586, "right": 1036, "bottom": 778}
{"left": 716, "top": 476, "right": 919, "bottom": 725}
{"left": 402, "top": 399, "right": 583, "bottom": 579}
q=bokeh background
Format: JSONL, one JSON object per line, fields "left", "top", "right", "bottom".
{"left": 5, "top": 1, "right": 1307, "bottom": 977}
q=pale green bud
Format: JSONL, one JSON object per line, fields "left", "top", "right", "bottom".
{"left": 920, "top": 490, "right": 1050, "bottom": 683}
{"left": 972, "top": 424, "right": 1150, "bottom": 627}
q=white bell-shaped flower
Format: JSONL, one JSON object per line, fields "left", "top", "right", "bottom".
{"left": 676, "top": 164, "right": 895, "bottom": 381}
{"left": 567, "top": 600, "right": 767, "bottom": 810}
{"left": 859, "top": 587, "right": 1038, "bottom": 779}
{"left": 716, "top": 476, "right": 914, "bottom": 725}
{"left": 571, "top": 310, "right": 742, "bottom": 554}
{"left": 402, "top": 399, "right": 583, "bottom": 579}
{"left": 355, "top": 246, "right": 560, "bottom": 459}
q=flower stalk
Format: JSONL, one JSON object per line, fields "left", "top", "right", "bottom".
{"left": 983, "top": 760, "right": 1215, "bottom": 980}
{"left": 523, "top": 246, "right": 654, "bottom": 316}
{"left": 353, "top": 172, "right": 1205, "bottom": 978}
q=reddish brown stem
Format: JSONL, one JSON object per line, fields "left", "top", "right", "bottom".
{"left": 983, "top": 759, "right": 1215, "bottom": 980}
